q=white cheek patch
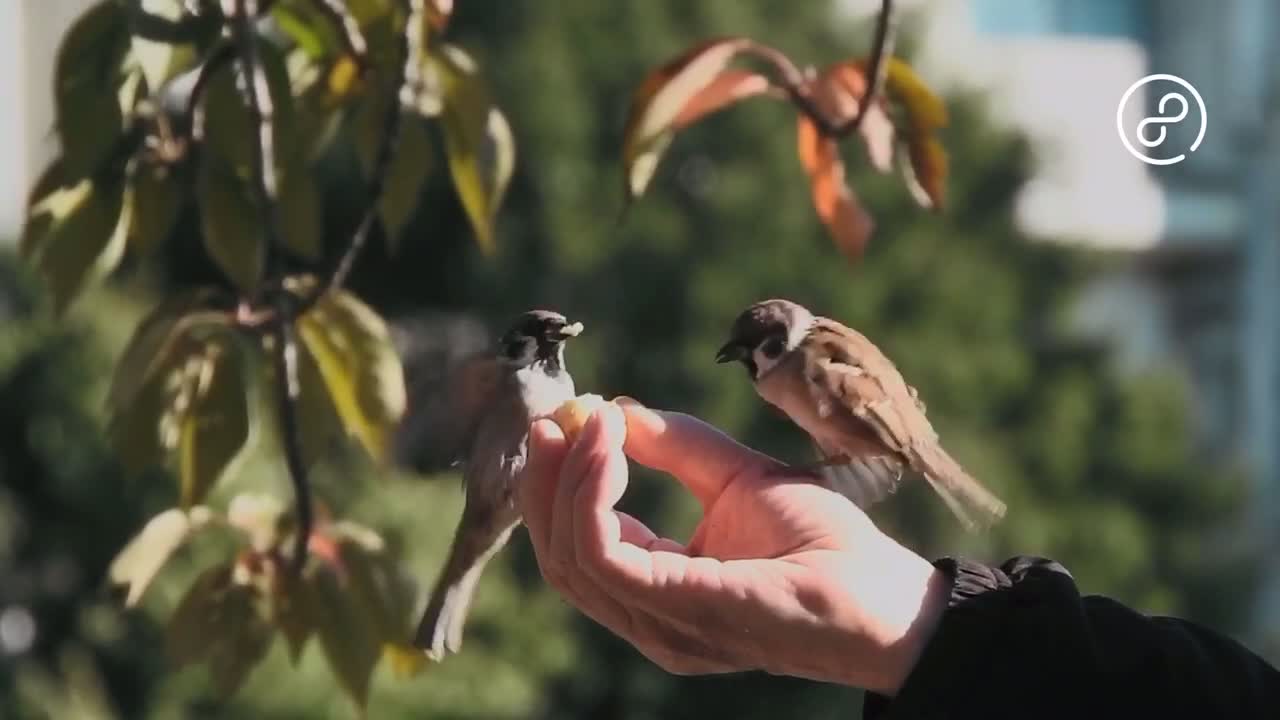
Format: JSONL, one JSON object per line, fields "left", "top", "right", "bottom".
{"left": 752, "top": 346, "right": 782, "bottom": 378}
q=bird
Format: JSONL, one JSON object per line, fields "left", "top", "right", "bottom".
{"left": 714, "top": 298, "right": 1006, "bottom": 532}
{"left": 393, "top": 309, "right": 582, "bottom": 660}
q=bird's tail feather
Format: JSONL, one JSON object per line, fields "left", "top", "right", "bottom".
{"left": 912, "top": 443, "right": 1007, "bottom": 532}
{"left": 413, "top": 520, "right": 515, "bottom": 660}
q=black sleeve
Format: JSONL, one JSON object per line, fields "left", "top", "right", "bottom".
{"left": 863, "top": 555, "right": 1280, "bottom": 719}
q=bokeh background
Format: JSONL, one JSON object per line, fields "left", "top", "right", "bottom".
{"left": 2, "top": 0, "right": 1277, "bottom": 718}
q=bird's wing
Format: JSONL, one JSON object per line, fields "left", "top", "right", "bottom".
{"left": 800, "top": 319, "right": 928, "bottom": 454}
{"left": 392, "top": 352, "right": 504, "bottom": 475}
{"left": 809, "top": 437, "right": 905, "bottom": 511}
{"left": 802, "top": 319, "right": 1006, "bottom": 531}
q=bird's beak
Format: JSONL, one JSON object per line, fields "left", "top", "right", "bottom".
{"left": 558, "top": 321, "right": 584, "bottom": 338}
{"left": 715, "top": 342, "right": 743, "bottom": 364}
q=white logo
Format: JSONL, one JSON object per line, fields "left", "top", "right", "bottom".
{"left": 1116, "top": 74, "right": 1207, "bottom": 166}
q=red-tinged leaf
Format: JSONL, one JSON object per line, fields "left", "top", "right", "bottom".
{"left": 672, "top": 70, "right": 772, "bottom": 129}
{"left": 621, "top": 37, "right": 760, "bottom": 200}
{"left": 427, "top": 0, "right": 452, "bottom": 30}
{"left": 797, "top": 117, "right": 874, "bottom": 261}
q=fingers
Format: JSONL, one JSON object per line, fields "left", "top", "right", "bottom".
{"left": 520, "top": 419, "right": 568, "bottom": 580}
{"left": 617, "top": 399, "right": 783, "bottom": 510}
{"left": 520, "top": 405, "right": 746, "bottom": 677}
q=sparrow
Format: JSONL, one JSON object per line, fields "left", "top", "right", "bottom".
{"left": 714, "top": 298, "right": 1006, "bottom": 532}
{"left": 394, "top": 309, "right": 582, "bottom": 659}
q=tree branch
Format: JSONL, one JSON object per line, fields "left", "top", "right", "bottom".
{"left": 127, "top": 0, "right": 213, "bottom": 44}
{"left": 231, "top": 0, "right": 312, "bottom": 573}
{"left": 302, "top": 0, "right": 422, "bottom": 309}
{"left": 847, "top": 0, "right": 896, "bottom": 133}
{"left": 746, "top": 0, "right": 896, "bottom": 139}
{"left": 269, "top": 314, "right": 313, "bottom": 574}
{"left": 744, "top": 41, "right": 843, "bottom": 136}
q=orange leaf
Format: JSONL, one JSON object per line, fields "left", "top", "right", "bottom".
{"left": 797, "top": 116, "right": 874, "bottom": 261}
{"left": 620, "top": 37, "right": 765, "bottom": 200}
{"left": 810, "top": 61, "right": 895, "bottom": 173}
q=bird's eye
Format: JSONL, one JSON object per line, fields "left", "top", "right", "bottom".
{"left": 761, "top": 337, "right": 786, "bottom": 358}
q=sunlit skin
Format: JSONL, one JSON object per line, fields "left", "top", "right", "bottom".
{"left": 518, "top": 399, "right": 950, "bottom": 695}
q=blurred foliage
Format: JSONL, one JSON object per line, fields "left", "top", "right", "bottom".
{"left": 2, "top": 0, "right": 1265, "bottom": 718}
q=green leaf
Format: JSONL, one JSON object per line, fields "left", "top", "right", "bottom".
{"left": 18, "top": 161, "right": 68, "bottom": 260}
{"left": 108, "top": 339, "right": 198, "bottom": 476}
{"left": 129, "top": 0, "right": 198, "bottom": 91}
{"left": 307, "top": 556, "right": 383, "bottom": 710}
{"left": 379, "top": 118, "right": 432, "bottom": 251}
{"left": 275, "top": 276, "right": 349, "bottom": 469}
{"left": 271, "top": 560, "right": 317, "bottom": 664}
{"left": 107, "top": 289, "right": 225, "bottom": 413}
{"left": 295, "top": 332, "right": 347, "bottom": 468}
{"left": 432, "top": 44, "right": 516, "bottom": 255}
{"left": 336, "top": 531, "right": 414, "bottom": 641}
{"left": 165, "top": 564, "right": 274, "bottom": 698}
{"left": 23, "top": 178, "right": 126, "bottom": 315}
{"left": 197, "top": 159, "right": 265, "bottom": 293}
{"left": 271, "top": 1, "right": 342, "bottom": 60}
{"left": 203, "top": 39, "right": 300, "bottom": 179}
{"left": 178, "top": 332, "right": 253, "bottom": 508}
{"left": 279, "top": 170, "right": 323, "bottom": 261}
{"left": 296, "top": 290, "right": 407, "bottom": 463}
{"left": 345, "top": 0, "right": 396, "bottom": 28}
{"left": 125, "top": 161, "right": 184, "bottom": 255}
{"left": 55, "top": 1, "right": 128, "bottom": 179}
{"left": 108, "top": 506, "right": 214, "bottom": 607}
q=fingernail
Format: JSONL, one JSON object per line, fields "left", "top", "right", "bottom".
{"left": 614, "top": 395, "right": 644, "bottom": 408}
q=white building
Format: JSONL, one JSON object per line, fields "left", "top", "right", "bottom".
{"left": 841, "top": 0, "right": 1280, "bottom": 639}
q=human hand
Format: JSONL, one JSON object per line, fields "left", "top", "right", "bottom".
{"left": 517, "top": 399, "right": 951, "bottom": 695}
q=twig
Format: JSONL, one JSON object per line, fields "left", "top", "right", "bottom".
{"left": 301, "top": 0, "right": 422, "bottom": 309}
{"left": 745, "top": 41, "right": 843, "bottom": 136}
{"left": 231, "top": 0, "right": 312, "bottom": 573}
{"left": 310, "top": 0, "right": 369, "bottom": 62}
{"left": 269, "top": 313, "right": 313, "bottom": 574}
{"left": 745, "top": 0, "right": 896, "bottom": 139}
{"left": 847, "top": 0, "right": 896, "bottom": 133}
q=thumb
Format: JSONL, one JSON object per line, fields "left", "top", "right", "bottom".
{"left": 616, "top": 398, "right": 782, "bottom": 510}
